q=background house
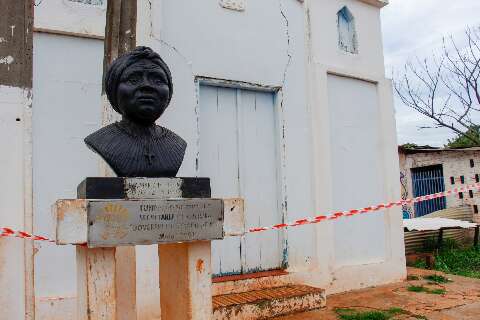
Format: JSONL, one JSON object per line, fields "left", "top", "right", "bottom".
{"left": 0, "top": 0, "right": 404, "bottom": 319}
{"left": 399, "top": 146, "right": 480, "bottom": 221}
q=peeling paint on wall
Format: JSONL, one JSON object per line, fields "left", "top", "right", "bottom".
{"left": 219, "top": 0, "right": 246, "bottom": 11}
{"left": 68, "top": 0, "right": 104, "bottom": 6}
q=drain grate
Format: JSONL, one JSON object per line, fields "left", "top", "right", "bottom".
{"left": 213, "top": 285, "right": 324, "bottom": 309}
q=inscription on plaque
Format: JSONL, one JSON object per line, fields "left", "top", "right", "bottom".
{"left": 88, "top": 199, "right": 224, "bottom": 247}
{"left": 125, "top": 178, "right": 183, "bottom": 199}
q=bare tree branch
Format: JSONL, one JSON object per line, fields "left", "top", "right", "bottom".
{"left": 394, "top": 26, "right": 480, "bottom": 146}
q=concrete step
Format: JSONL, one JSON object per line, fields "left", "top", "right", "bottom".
{"left": 212, "top": 285, "right": 326, "bottom": 320}
{"left": 212, "top": 270, "right": 293, "bottom": 296}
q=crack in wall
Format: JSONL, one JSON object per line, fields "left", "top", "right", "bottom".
{"left": 279, "top": 0, "right": 292, "bottom": 86}
{"left": 147, "top": 0, "right": 193, "bottom": 74}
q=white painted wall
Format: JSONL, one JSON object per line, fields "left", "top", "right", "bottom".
{"left": 0, "top": 0, "right": 405, "bottom": 317}
{"left": 32, "top": 33, "right": 103, "bottom": 318}
{"left": 138, "top": 0, "right": 316, "bottom": 276}
{"left": 328, "top": 74, "right": 387, "bottom": 267}
{"left": 304, "top": 0, "right": 406, "bottom": 293}
{"left": 34, "top": 0, "right": 106, "bottom": 37}
{"left": 0, "top": 85, "right": 31, "bottom": 320}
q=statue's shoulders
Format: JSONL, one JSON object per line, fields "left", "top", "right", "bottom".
{"left": 157, "top": 126, "right": 187, "bottom": 149}
{"left": 84, "top": 123, "right": 123, "bottom": 155}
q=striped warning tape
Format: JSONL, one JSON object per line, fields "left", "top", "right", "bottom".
{"left": 248, "top": 182, "right": 480, "bottom": 233}
{"left": 1, "top": 182, "right": 480, "bottom": 242}
{"left": 0, "top": 227, "right": 56, "bottom": 243}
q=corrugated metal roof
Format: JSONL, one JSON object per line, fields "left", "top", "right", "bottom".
{"left": 399, "top": 146, "right": 480, "bottom": 155}
{"left": 403, "top": 217, "right": 477, "bottom": 232}
{"left": 404, "top": 206, "right": 473, "bottom": 254}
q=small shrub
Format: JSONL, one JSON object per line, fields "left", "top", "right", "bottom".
{"left": 407, "top": 275, "right": 419, "bottom": 280}
{"left": 423, "top": 274, "right": 451, "bottom": 283}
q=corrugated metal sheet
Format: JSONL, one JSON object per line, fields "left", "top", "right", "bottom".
{"left": 404, "top": 218, "right": 476, "bottom": 232}
{"left": 404, "top": 206, "right": 473, "bottom": 254}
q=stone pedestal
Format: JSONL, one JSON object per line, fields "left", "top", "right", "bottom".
{"left": 53, "top": 177, "right": 244, "bottom": 320}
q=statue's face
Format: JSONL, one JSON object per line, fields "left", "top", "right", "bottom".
{"left": 117, "top": 59, "right": 170, "bottom": 125}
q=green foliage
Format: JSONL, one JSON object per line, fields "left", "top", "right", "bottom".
{"left": 423, "top": 274, "right": 451, "bottom": 283}
{"left": 400, "top": 143, "right": 419, "bottom": 149}
{"left": 407, "top": 285, "right": 425, "bottom": 292}
{"left": 335, "top": 308, "right": 406, "bottom": 320}
{"left": 407, "top": 285, "right": 446, "bottom": 295}
{"left": 411, "top": 260, "right": 428, "bottom": 269}
{"left": 435, "top": 246, "right": 480, "bottom": 278}
{"left": 429, "top": 288, "right": 447, "bottom": 295}
{"left": 446, "top": 125, "right": 480, "bottom": 148}
{"left": 422, "top": 237, "right": 459, "bottom": 253}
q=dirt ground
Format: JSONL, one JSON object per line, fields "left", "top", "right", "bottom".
{"left": 277, "top": 267, "right": 480, "bottom": 320}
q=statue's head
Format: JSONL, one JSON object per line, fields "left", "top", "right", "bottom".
{"left": 105, "top": 46, "right": 173, "bottom": 125}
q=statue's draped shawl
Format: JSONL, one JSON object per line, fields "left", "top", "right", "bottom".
{"left": 84, "top": 121, "right": 186, "bottom": 177}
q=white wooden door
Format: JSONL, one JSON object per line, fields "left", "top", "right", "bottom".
{"left": 199, "top": 84, "right": 284, "bottom": 276}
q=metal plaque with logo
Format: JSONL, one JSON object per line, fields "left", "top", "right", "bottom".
{"left": 87, "top": 198, "right": 224, "bottom": 247}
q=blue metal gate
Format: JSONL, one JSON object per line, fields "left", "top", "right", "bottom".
{"left": 411, "top": 165, "right": 446, "bottom": 217}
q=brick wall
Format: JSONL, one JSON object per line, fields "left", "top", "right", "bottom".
{"left": 399, "top": 150, "right": 480, "bottom": 222}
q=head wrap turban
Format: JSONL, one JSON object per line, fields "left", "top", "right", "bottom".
{"left": 104, "top": 46, "right": 173, "bottom": 114}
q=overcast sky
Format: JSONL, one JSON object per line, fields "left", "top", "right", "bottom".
{"left": 381, "top": 0, "right": 480, "bottom": 146}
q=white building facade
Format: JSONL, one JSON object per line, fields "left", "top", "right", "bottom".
{"left": 0, "top": 0, "right": 405, "bottom": 318}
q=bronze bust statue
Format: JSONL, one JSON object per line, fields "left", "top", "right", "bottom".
{"left": 85, "top": 46, "right": 186, "bottom": 177}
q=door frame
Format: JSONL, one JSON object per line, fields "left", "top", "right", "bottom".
{"left": 194, "top": 76, "right": 289, "bottom": 271}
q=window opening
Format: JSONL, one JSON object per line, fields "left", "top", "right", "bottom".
{"left": 450, "top": 176, "right": 455, "bottom": 185}
{"left": 470, "top": 159, "right": 475, "bottom": 168}
{"left": 337, "top": 7, "right": 358, "bottom": 54}
{"left": 476, "top": 174, "right": 479, "bottom": 183}
{"left": 474, "top": 205, "right": 479, "bottom": 214}
{"left": 459, "top": 192, "right": 464, "bottom": 199}
{"left": 461, "top": 176, "right": 465, "bottom": 184}
{"left": 470, "top": 190, "right": 474, "bottom": 198}
{"left": 411, "top": 165, "right": 446, "bottom": 217}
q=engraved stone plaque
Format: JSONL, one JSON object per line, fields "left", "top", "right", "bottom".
{"left": 87, "top": 199, "right": 224, "bottom": 247}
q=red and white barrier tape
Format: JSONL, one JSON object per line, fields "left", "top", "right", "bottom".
{"left": 1, "top": 227, "right": 56, "bottom": 243}
{"left": 1, "top": 182, "right": 480, "bottom": 242}
{"left": 248, "top": 182, "right": 480, "bottom": 233}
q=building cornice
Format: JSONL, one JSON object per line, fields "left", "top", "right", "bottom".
{"left": 357, "top": 0, "right": 389, "bottom": 8}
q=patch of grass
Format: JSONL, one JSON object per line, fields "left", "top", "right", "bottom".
{"left": 407, "top": 285, "right": 425, "bottom": 292}
{"left": 407, "top": 285, "right": 446, "bottom": 295}
{"left": 435, "top": 246, "right": 480, "bottom": 279}
{"left": 335, "top": 307, "right": 406, "bottom": 320}
{"left": 411, "top": 238, "right": 480, "bottom": 280}
{"left": 429, "top": 288, "right": 447, "bottom": 295}
{"left": 411, "top": 260, "right": 428, "bottom": 269}
{"left": 423, "top": 274, "right": 451, "bottom": 283}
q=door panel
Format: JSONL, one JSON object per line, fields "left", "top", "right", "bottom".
{"left": 199, "top": 84, "right": 282, "bottom": 276}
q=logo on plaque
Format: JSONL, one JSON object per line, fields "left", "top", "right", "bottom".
{"left": 95, "top": 203, "right": 130, "bottom": 240}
